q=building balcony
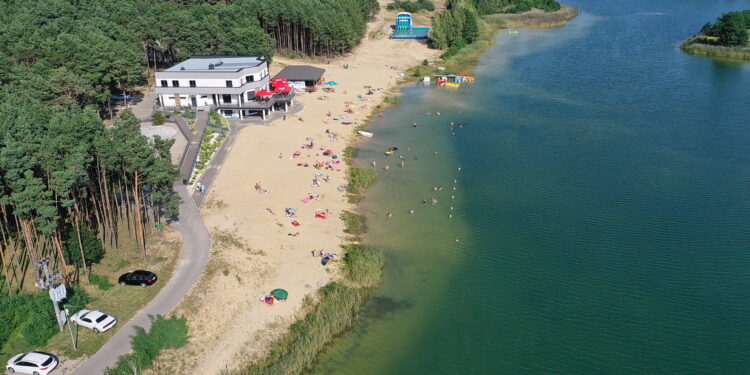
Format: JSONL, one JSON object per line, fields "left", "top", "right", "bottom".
{"left": 155, "top": 76, "right": 270, "bottom": 95}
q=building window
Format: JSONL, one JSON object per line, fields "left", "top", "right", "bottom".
{"left": 168, "top": 96, "right": 174, "bottom": 99}
{"left": 160, "top": 80, "right": 168, "bottom": 87}
{"left": 222, "top": 94, "right": 232, "bottom": 104}
{"left": 245, "top": 75, "right": 254, "bottom": 83}
{"left": 189, "top": 80, "right": 196, "bottom": 87}
{"left": 247, "top": 92, "right": 254, "bottom": 101}
{"left": 226, "top": 80, "right": 233, "bottom": 88}
{"left": 172, "top": 80, "right": 179, "bottom": 87}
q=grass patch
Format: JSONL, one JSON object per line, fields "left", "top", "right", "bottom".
{"left": 383, "top": 96, "right": 401, "bottom": 105}
{"left": 114, "top": 260, "right": 131, "bottom": 271}
{"left": 340, "top": 211, "right": 367, "bottom": 236}
{"left": 89, "top": 273, "right": 114, "bottom": 291}
{"left": 346, "top": 167, "right": 377, "bottom": 202}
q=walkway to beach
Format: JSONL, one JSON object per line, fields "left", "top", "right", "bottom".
{"left": 190, "top": 103, "right": 305, "bottom": 209}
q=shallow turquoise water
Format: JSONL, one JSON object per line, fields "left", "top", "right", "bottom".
{"left": 313, "top": 1, "right": 750, "bottom": 374}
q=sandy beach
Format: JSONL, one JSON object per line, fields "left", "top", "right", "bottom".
{"left": 148, "top": 6, "right": 440, "bottom": 374}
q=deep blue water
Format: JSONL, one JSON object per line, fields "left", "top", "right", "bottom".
{"left": 313, "top": 1, "right": 750, "bottom": 374}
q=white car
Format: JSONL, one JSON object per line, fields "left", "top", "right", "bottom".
{"left": 6, "top": 352, "right": 58, "bottom": 375}
{"left": 70, "top": 309, "right": 117, "bottom": 333}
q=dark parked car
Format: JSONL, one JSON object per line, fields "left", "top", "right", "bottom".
{"left": 118, "top": 270, "right": 157, "bottom": 287}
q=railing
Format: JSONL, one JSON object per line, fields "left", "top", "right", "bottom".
{"left": 155, "top": 92, "right": 294, "bottom": 113}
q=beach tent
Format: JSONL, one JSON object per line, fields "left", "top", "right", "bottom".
{"left": 271, "top": 289, "right": 288, "bottom": 300}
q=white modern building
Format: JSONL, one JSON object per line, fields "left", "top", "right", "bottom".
{"left": 155, "top": 56, "right": 294, "bottom": 119}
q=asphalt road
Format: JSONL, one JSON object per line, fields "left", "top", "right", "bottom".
{"left": 71, "top": 186, "right": 209, "bottom": 375}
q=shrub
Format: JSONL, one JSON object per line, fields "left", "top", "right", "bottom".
{"left": 387, "top": 0, "right": 435, "bottom": 12}
{"left": 151, "top": 111, "right": 167, "bottom": 125}
{"left": 105, "top": 315, "right": 188, "bottom": 375}
{"left": 20, "top": 293, "right": 59, "bottom": 346}
{"left": 63, "top": 286, "right": 90, "bottom": 316}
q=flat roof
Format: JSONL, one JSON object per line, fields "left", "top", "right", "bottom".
{"left": 274, "top": 65, "right": 326, "bottom": 81}
{"left": 165, "top": 56, "right": 265, "bottom": 72}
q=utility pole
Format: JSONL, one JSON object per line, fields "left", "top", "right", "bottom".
{"left": 38, "top": 258, "right": 66, "bottom": 332}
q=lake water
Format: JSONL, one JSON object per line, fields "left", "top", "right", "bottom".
{"left": 313, "top": 1, "right": 750, "bottom": 373}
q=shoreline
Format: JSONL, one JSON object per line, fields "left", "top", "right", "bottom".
{"left": 681, "top": 35, "right": 750, "bottom": 62}
{"left": 233, "top": 3, "right": 583, "bottom": 373}
{"left": 146, "top": 3, "right": 579, "bottom": 374}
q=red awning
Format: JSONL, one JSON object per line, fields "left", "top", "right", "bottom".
{"left": 255, "top": 89, "right": 273, "bottom": 96}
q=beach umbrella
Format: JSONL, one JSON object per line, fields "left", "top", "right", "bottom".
{"left": 273, "top": 85, "right": 291, "bottom": 93}
{"left": 325, "top": 81, "right": 338, "bottom": 85}
{"left": 271, "top": 289, "right": 288, "bottom": 300}
{"left": 256, "top": 89, "right": 273, "bottom": 96}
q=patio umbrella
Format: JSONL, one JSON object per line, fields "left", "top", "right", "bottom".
{"left": 255, "top": 89, "right": 273, "bottom": 96}
{"left": 273, "top": 85, "right": 292, "bottom": 93}
{"left": 271, "top": 77, "right": 288, "bottom": 87}
{"left": 271, "top": 289, "right": 288, "bottom": 300}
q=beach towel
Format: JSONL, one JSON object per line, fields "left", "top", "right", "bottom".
{"left": 291, "top": 221, "right": 300, "bottom": 227}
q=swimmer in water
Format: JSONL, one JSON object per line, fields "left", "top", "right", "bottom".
{"left": 409, "top": 209, "right": 415, "bottom": 214}
{"left": 387, "top": 212, "right": 393, "bottom": 218}
{"left": 412, "top": 122, "right": 417, "bottom": 127}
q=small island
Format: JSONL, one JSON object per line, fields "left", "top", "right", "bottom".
{"left": 682, "top": 10, "right": 750, "bottom": 61}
